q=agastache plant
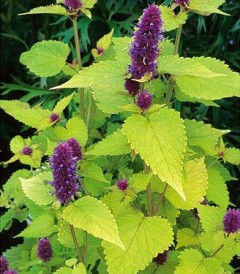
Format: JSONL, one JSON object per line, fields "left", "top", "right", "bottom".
{"left": 1, "top": 0, "right": 240, "bottom": 273}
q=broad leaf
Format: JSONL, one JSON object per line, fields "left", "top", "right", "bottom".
{"left": 188, "top": 0, "right": 229, "bottom": 16}
{"left": 176, "top": 228, "right": 200, "bottom": 249}
{"left": 21, "top": 172, "right": 54, "bottom": 206}
{"left": 176, "top": 57, "right": 240, "bottom": 100}
{"left": 129, "top": 172, "right": 153, "bottom": 193}
{"left": 85, "top": 130, "right": 130, "bottom": 156}
{"left": 19, "top": 5, "right": 70, "bottom": 16}
{"left": 175, "top": 249, "right": 224, "bottom": 274}
{"left": 81, "top": 161, "right": 109, "bottom": 183}
{"left": 20, "top": 40, "right": 70, "bottom": 77}
{"left": 62, "top": 196, "right": 124, "bottom": 248}
{"left": 159, "top": 6, "right": 188, "bottom": 31}
{"left": 122, "top": 109, "right": 186, "bottom": 199}
{"left": 103, "top": 211, "right": 173, "bottom": 274}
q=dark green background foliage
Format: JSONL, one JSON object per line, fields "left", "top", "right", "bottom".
{"left": 0, "top": 0, "right": 239, "bottom": 254}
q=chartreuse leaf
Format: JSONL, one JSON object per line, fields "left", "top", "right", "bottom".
{"left": 20, "top": 171, "right": 54, "bottom": 206}
{"left": 197, "top": 204, "right": 225, "bottom": 232}
{"left": 19, "top": 5, "right": 70, "bottom": 16}
{"left": 0, "top": 208, "right": 15, "bottom": 233}
{"left": 165, "top": 158, "right": 208, "bottom": 209}
{"left": 112, "top": 37, "right": 131, "bottom": 63}
{"left": 10, "top": 135, "right": 30, "bottom": 153}
{"left": 188, "top": 0, "right": 229, "bottom": 16}
{"left": 103, "top": 211, "right": 173, "bottom": 274}
{"left": 52, "top": 92, "right": 75, "bottom": 115}
{"left": 206, "top": 167, "right": 229, "bottom": 209}
{"left": 58, "top": 221, "right": 84, "bottom": 249}
{"left": 122, "top": 109, "right": 186, "bottom": 199}
{"left": 159, "top": 39, "right": 174, "bottom": 56}
{"left": 159, "top": 6, "right": 188, "bottom": 31}
{"left": 175, "top": 249, "right": 224, "bottom": 274}
{"left": 20, "top": 40, "right": 70, "bottom": 77}
{"left": 72, "top": 263, "right": 87, "bottom": 274}
{"left": 184, "top": 119, "right": 229, "bottom": 156}
{"left": 81, "top": 161, "right": 109, "bottom": 183}
{"left": 176, "top": 228, "right": 200, "bottom": 249}
{"left": 158, "top": 55, "right": 223, "bottom": 78}
{"left": 52, "top": 60, "right": 127, "bottom": 90}
{"left": 223, "top": 148, "right": 240, "bottom": 165}
{"left": 17, "top": 214, "right": 58, "bottom": 238}
{"left": 176, "top": 57, "right": 240, "bottom": 100}
{"left": 85, "top": 130, "right": 130, "bottom": 156}
{"left": 62, "top": 196, "right": 124, "bottom": 249}
{"left": 53, "top": 267, "right": 72, "bottom": 274}
{"left": 200, "top": 231, "right": 239, "bottom": 263}
{"left": 92, "top": 29, "right": 114, "bottom": 59}
{"left": 53, "top": 117, "right": 88, "bottom": 146}
{"left": 129, "top": 172, "right": 153, "bottom": 193}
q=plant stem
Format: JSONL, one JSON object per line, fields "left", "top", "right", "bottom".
{"left": 72, "top": 18, "right": 84, "bottom": 119}
{"left": 69, "top": 224, "right": 83, "bottom": 263}
{"left": 83, "top": 232, "right": 88, "bottom": 264}
{"left": 144, "top": 164, "right": 153, "bottom": 216}
{"left": 153, "top": 184, "right": 168, "bottom": 215}
{"left": 209, "top": 244, "right": 224, "bottom": 257}
{"left": 164, "top": 25, "right": 183, "bottom": 106}
{"left": 86, "top": 92, "right": 92, "bottom": 129}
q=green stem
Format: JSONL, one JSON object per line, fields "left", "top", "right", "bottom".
{"left": 72, "top": 18, "right": 84, "bottom": 119}
{"left": 83, "top": 232, "right": 88, "bottom": 264}
{"left": 144, "top": 164, "right": 153, "bottom": 216}
{"left": 69, "top": 224, "right": 83, "bottom": 263}
{"left": 86, "top": 92, "right": 92, "bottom": 129}
{"left": 164, "top": 25, "right": 183, "bottom": 106}
{"left": 209, "top": 244, "right": 224, "bottom": 257}
{"left": 153, "top": 184, "right": 168, "bottom": 215}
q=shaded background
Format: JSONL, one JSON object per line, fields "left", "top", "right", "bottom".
{"left": 1, "top": 0, "right": 239, "bottom": 265}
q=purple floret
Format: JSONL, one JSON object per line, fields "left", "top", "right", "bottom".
{"left": 65, "top": 0, "right": 82, "bottom": 10}
{"left": 37, "top": 238, "right": 53, "bottom": 262}
{"left": 137, "top": 91, "right": 153, "bottom": 111}
{"left": 129, "top": 5, "right": 163, "bottom": 80}
{"left": 0, "top": 256, "right": 8, "bottom": 274}
{"left": 223, "top": 208, "right": 240, "bottom": 234}
{"left": 117, "top": 179, "right": 128, "bottom": 191}
{"left": 153, "top": 250, "right": 168, "bottom": 265}
{"left": 66, "top": 138, "right": 82, "bottom": 161}
{"left": 50, "top": 139, "right": 81, "bottom": 205}
{"left": 3, "top": 270, "right": 18, "bottom": 274}
{"left": 175, "top": 0, "right": 190, "bottom": 7}
{"left": 22, "top": 147, "right": 33, "bottom": 156}
{"left": 124, "top": 79, "right": 140, "bottom": 96}
{"left": 50, "top": 113, "right": 60, "bottom": 122}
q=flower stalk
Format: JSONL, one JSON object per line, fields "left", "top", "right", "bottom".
{"left": 69, "top": 224, "right": 83, "bottom": 263}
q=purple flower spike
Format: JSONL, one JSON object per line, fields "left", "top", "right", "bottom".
{"left": 50, "top": 113, "right": 60, "bottom": 122}
{"left": 129, "top": 5, "right": 163, "bottom": 80}
{"left": 124, "top": 79, "right": 140, "bottom": 96}
{"left": 153, "top": 250, "right": 168, "bottom": 265}
{"left": 3, "top": 270, "right": 18, "bottom": 274}
{"left": 66, "top": 138, "right": 82, "bottom": 161}
{"left": 50, "top": 139, "right": 80, "bottom": 205}
{"left": 0, "top": 256, "right": 8, "bottom": 274}
{"left": 175, "top": 0, "right": 190, "bottom": 7}
{"left": 37, "top": 238, "right": 53, "bottom": 263}
{"left": 65, "top": 0, "right": 83, "bottom": 10}
{"left": 22, "top": 147, "right": 33, "bottom": 156}
{"left": 117, "top": 179, "right": 128, "bottom": 191}
{"left": 223, "top": 208, "right": 240, "bottom": 234}
{"left": 137, "top": 91, "right": 153, "bottom": 111}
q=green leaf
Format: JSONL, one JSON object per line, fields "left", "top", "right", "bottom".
{"left": 159, "top": 6, "right": 188, "bottom": 31}
{"left": 10, "top": 135, "right": 30, "bottom": 154}
{"left": 62, "top": 196, "right": 124, "bottom": 249}
{"left": 81, "top": 161, "right": 108, "bottom": 183}
{"left": 129, "top": 172, "right": 153, "bottom": 193}
{"left": 72, "top": 263, "right": 87, "bottom": 274}
{"left": 92, "top": 29, "right": 114, "bottom": 58}
{"left": 20, "top": 171, "right": 55, "bottom": 206}
{"left": 53, "top": 117, "right": 88, "bottom": 146}
{"left": 52, "top": 93, "right": 75, "bottom": 114}
{"left": 58, "top": 221, "right": 84, "bottom": 248}
{"left": 176, "top": 228, "right": 200, "bottom": 249}
{"left": 159, "top": 39, "right": 175, "bottom": 56}
{"left": 20, "top": 40, "right": 70, "bottom": 77}
{"left": 122, "top": 109, "right": 186, "bottom": 199}
{"left": 158, "top": 55, "right": 223, "bottom": 78}
{"left": 188, "top": 0, "right": 229, "bottom": 16}
{"left": 103, "top": 211, "right": 173, "bottom": 274}
{"left": 85, "top": 130, "right": 130, "bottom": 156}
{"left": 175, "top": 249, "right": 224, "bottom": 274}
{"left": 156, "top": 198, "right": 180, "bottom": 226}
{"left": 53, "top": 267, "right": 72, "bottom": 274}
{"left": 224, "top": 148, "right": 240, "bottom": 165}
{"left": 52, "top": 60, "right": 127, "bottom": 90}
{"left": 19, "top": 4, "right": 70, "bottom": 16}
{"left": 206, "top": 168, "right": 229, "bottom": 209}
{"left": 17, "top": 214, "right": 58, "bottom": 238}
{"left": 0, "top": 208, "right": 15, "bottom": 232}
{"left": 19, "top": 149, "right": 42, "bottom": 168}
{"left": 165, "top": 158, "right": 208, "bottom": 209}
{"left": 184, "top": 119, "right": 229, "bottom": 156}
{"left": 176, "top": 57, "right": 240, "bottom": 100}
{"left": 197, "top": 204, "right": 225, "bottom": 232}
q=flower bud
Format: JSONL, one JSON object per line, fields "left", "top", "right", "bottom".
{"left": 22, "top": 147, "right": 33, "bottom": 156}
{"left": 223, "top": 208, "right": 240, "bottom": 234}
{"left": 117, "top": 179, "right": 128, "bottom": 191}
{"left": 37, "top": 238, "right": 53, "bottom": 262}
{"left": 137, "top": 91, "right": 153, "bottom": 111}
{"left": 124, "top": 79, "right": 140, "bottom": 97}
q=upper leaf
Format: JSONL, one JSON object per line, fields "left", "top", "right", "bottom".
{"left": 188, "top": 0, "right": 229, "bottom": 16}
{"left": 62, "top": 196, "right": 124, "bottom": 249}
{"left": 20, "top": 40, "right": 70, "bottom": 77}
{"left": 19, "top": 5, "right": 70, "bottom": 16}
{"left": 122, "top": 109, "right": 187, "bottom": 199}
{"left": 103, "top": 211, "right": 173, "bottom": 274}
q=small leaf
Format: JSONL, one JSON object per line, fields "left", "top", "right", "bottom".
{"left": 62, "top": 196, "right": 124, "bottom": 249}
{"left": 92, "top": 29, "right": 114, "bottom": 58}
{"left": 159, "top": 6, "right": 188, "bottom": 31}
{"left": 176, "top": 228, "right": 200, "bottom": 249}
{"left": 20, "top": 172, "right": 54, "bottom": 206}
{"left": 85, "top": 130, "right": 130, "bottom": 156}
{"left": 129, "top": 173, "right": 153, "bottom": 193}
{"left": 52, "top": 93, "right": 75, "bottom": 114}
{"left": 224, "top": 148, "right": 240, "bottom": 165}
{"left": 81, "top": 161, "right": 109, "bottom": 183}
{"left": 72, "top": 263, "right": 87, "bottom": 274}
{"left": 103, "top": 211, "right": 173, "bottom": 274}
{"left": 20, "top": 40, "right": 70, "bottom": 77}
{"left": 19, "top": 5, "right": 70, "bottom": 16}
{"left": 17, "top": 214, "right": 58, "bottom": 238}
{"left": 53, "top": 267, "right": 72, "bottom": 274}
{"left": 188, "top": 0, "right": 229, "bottom": 16}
